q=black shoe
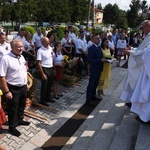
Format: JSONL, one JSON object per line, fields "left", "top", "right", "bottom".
{"left": 92, "top": 96, "right": 102, "bottom": 101}
{"left": 47, "top": 99, "right": 56, "bottom": 103}
{"left": 125, "top": 102, "right": 132, "bottom": 108}
{"left": 85, "top": 101, "right": 95, "bottom": 107}
{"left": 135, "top": 116, "right": 150, "bottom": 125}
{"left": 18, "top": 121, "right": 30, "bottom": 126}
{"left": 58, "top": 94, "right": 63, "bottom": 97}
{"left": 54, "top": 96, "right": 59, "bottom": 99}
{"left": 41, "top": 102, "right": 49, "bottom": 107}
{"left": 8, "top": 128, "right": 21, "bottom": 137}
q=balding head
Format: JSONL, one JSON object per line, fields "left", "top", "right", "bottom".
{"left": 41, "top": 36, "right": 50, "bottom": 48}
{"left": 141, "top": 20, "right": 150, "bottom": 35}
{"left": 142, "top": 20, "right": 150, "bottom": 26}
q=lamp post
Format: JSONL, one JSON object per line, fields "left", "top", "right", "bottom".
{"left": 87, "top": 0, "right": 91, "bottom": 27}
{"left": 92, "top": 0, "right": 94, "bottom": 28}
{"left": 18, "top": 0, "right": 22, "bottom": 26}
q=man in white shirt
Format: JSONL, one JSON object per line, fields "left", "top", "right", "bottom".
{"left": 0, "top": 39, "right": 30, "bottom": 137}
{"left": 68, "top": 26, "right": 77, "bottom": 58}
{"left": 37, "top": 37, "right": 55, "bottom": 107}
{"left": 32, "top": 27, "right": 44, "bottom": 51}
{"left": 75, "top": 30, "right": 88, "bottom": 75}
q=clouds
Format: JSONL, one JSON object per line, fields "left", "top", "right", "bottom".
{"left": 95, "top": 0, "right": 150, "bottom": 11}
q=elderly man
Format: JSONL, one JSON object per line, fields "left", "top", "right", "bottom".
{"left": 120, "top": 20, "right": 150, "bottom": 123}
{"left": 37, "top": 37, "right": 55, "bottom": 107}
{"left": 0, "top": 39, "right": 30, "bottom": 137}
{"left": 32, "top": 27, "right": 44, "bottom": 51}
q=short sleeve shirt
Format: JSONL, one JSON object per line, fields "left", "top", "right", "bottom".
{"left": 76, "top": 38, "right": 87, "bottom": 54}
{"left": 0, "top": 52, "right": 27, "bottom": 86}
{"left": 32, "top": 33, "right": 43, "bottom": 48}
{"left": 37, "top": 45, "right": 54, "bottom": 68}
{"left": 53, "top": 53, "right": 64, "bottom": 66}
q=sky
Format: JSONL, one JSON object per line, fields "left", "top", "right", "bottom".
{"left": 95, "top": 0, "right": 150, "bottom": 11}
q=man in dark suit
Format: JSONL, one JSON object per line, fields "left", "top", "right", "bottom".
{"left": 86, "top": 34, "right": 107, "bottom": 106}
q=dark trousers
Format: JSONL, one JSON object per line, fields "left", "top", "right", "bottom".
{"left": 41, "top": 67, "right": 54, "bottom": 103}
{"left": 86, "top": 71, "right": 101, "bottom": 102}
{"left": 76, "top": 53, "right": 87, "bottom": 75}
{"left": 7, "top": 84, "right": 27, "bottom": 128}
{"left": 71, "top": 47, "right": 76, "bottom": 59}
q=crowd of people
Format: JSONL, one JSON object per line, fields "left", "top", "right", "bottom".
{"left": 0, "top": 19, "right": 149, "bottom": 138}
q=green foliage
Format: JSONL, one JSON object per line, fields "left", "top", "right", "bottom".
{"left": 130, "top": 30, "right": 138, "bottom": 36}
{"left": 1, "top": 0, "right": 149, "bottom": 29}
{"left": 103, "top": 3, "right": 120, "bottom": 25}
{"left": 115, "top": 11, "right": 128, "bottom": 29}
{"left": 0, "top": 6, "right": 2, "bottom": 20}
{"left": 88, "top": 27, "right": 92, "bottom": 34}
{"left": 58, "top": 25, "right": 66, "bottom": 32}
{"left": 127, "top": 0, "right": 141, "bottom": 28}
{"left": 56, "top": 26, "right": 64, "bottom": 41}
{"left": 69, "top": 0, "right": 89, "bottom": 23}
{"left": 1, "top": 3, "right": 11, "bottom": 22}
{"left": 23, "top": 26, "right": 36, "bottom": 37}
{"left": 96, "top": 3, "right": 103, "bottom": 10}
{"left": 41, "top": 27, "right": 46, "bottom": 36}
{"left": 92, "top": 28, "right": 102, "bottom": 34}
{"left": 73, "top": 26, "right": 79, "bottom": 36}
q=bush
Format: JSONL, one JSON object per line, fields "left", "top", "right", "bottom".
{"left": 94, "top": 28, "right": 103, "bottom": 34}
{"left": 23, "top": 26, "right": 36, "bottom": 38}
{"left": 56, "top": 26, "right": 64, "bottom": 41}
{"left": 130, "top": 30, "right": 137, "bottom": 36}
{"left": 41, "top": 27, "right": 46, "bottom": 36}
{"left": 73, "top": 26, "right": 79, "bottom": 36}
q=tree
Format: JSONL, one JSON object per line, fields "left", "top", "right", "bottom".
{"left": 1, "top": 3, "right": 12, "bottom": 22}
{"left": 96, "top": 3, "right": 102, "bottom": 10}
{"left": 103, "top": 3, "right": 120, "bottom": 25}
{"left": 47, "top": 0, "right": 71, "bottom": 23}
{"left": 0, "top": 6, "right": 2, "bottom": 20}
{"left": 0, "top": 0, "right": 95, "bottom": 24}
{"left": 116, "top": 10, "right": 128, "bottom": 29}
{"left": 69, "top": 0, "right": 89, "bottom": 23}
{"left": 127, "top": 0, "right": 141, "bottom": 28}
{"left": 140, "top": 0, "right": 148, "bottom": 13}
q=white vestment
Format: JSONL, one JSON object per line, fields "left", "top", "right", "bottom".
{"left": 120, "top": 33, "right": 150, "bottom": 102}
{"left": 130, "top": 44, "right": 150, "bottom": 122}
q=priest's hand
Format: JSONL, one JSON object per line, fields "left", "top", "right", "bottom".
{"left": 124, "top": 49, "right": 130, "bottom": 56}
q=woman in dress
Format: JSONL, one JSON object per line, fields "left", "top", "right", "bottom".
{"left": 53, "top": 42, "right": 64, "bottom": 99}
{"left": 97, "top": 38, "right": 112, "bottom": 97}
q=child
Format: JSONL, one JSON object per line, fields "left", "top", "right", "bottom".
{"left": 53, "top": 42, "right": 64, "bottom": 99}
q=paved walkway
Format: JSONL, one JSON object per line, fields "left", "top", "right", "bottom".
{"left": 0, "top": 59, "right": 135, "bottom": 150}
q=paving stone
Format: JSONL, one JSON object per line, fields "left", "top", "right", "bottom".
{"left": 20, "top": 134, "right": 30, "bottom": 142}
{"left": 9, "top": 140, "right": 16, "bottom": 147}
{"left": 11, "top": 143, "right": 22, "bottom": 149}
{"left": 0, "top": 136, "right": 12, "bottom": 145}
